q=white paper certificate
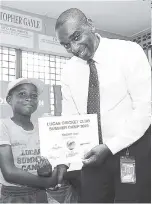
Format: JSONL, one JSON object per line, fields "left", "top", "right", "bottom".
{"left": 38, "top": 114, "right": 99, "bottom": 171}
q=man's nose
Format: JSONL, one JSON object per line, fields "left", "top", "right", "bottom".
{"left": 71, "top": 42, "right": 79, "bottom": 53}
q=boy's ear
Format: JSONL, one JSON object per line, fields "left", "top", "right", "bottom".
{"left": 87, "top": 18, "right": 95, "bottom": 33}
{"left": 6, "top": 95, "right": 12, "bottom": 105}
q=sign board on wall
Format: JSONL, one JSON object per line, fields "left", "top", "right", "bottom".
{"left": 38, "top": 34, "right": 72, "bottom": 57}
{"left": 0, "top": 81, "right": 51, "bottom": 122}
{"left": 0, "top": 24, "right": 34, "bottom": 48}
{"left": 0, "top": 8, "right": 42, "bottom": 31}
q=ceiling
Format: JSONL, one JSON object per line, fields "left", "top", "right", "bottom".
{"left": 1, "top": 0, "right": 151, "bottom": 37}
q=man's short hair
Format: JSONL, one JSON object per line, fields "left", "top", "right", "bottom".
{"left": 55, "top": 8, "right": 88, "bottom": 30}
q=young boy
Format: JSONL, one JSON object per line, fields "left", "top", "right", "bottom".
{"left": 0, "top": 78, "right": 58, "bottom": 203}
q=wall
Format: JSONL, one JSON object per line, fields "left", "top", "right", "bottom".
{"left": 0, "top": 6, "right": 70, "bottom": 57}
{"left": 0, "top": 5, "right": 129, "bottom": 58}
{"left": 97, "top": 29, "right": 128, "bottom": 40}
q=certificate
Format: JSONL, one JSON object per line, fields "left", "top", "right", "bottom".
{"left": 38, "top": 114, "right": 99, "bottom": 171}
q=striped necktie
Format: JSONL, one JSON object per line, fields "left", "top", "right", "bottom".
{"left": 87, "top": 59, "right": 102, "bottom": 144}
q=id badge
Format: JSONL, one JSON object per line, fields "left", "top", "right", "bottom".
{"left": 120, "top": 156, "right": 136, "bottom": 184}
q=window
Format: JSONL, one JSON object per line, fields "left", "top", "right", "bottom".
{"left": 0, "top": 46, "right": 68, "bottom": 116}
{"left": 22, "top": 51, "right": 68, "bottom": 115}
{"left": 0, "top": 46, "right": 16, "bottom": 81}
{"left": 147, "top": 48, "right": 151, "bottom": 67}
{"left": 132, "top": 31, "right": 151, "bottom": 64}
{"left": 22, "top": 51, "right": 50, "bottom": 83}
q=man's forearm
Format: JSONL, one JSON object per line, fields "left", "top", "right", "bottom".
{"left": 105, "top": 119, "right": 150, "bottom": 155}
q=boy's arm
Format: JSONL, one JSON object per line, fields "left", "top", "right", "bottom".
{"left": 37, "top": 159, "right": 69, "bottom": 185}
{"left": 0, "top": 145, "right": 58, "bottom": 189}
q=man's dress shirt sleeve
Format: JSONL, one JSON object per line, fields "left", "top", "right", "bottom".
{"left": 106, "top": 43, "right": 151, "bottom": 154}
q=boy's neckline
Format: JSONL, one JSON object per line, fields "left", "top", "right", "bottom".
{"left": 9, "top": 118, "right": 36, "bottom": 133}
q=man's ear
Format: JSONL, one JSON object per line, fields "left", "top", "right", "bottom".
{"left": 87, "top": 18, "right": 95, "bottom": 33}
{"left": 6, "top": 95, "right": 12, "bottom": 105}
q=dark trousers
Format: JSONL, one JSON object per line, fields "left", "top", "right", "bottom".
{"left": 1, "top": 185, "right": 48, "bottom": 203}
{"left": 80, "top": 126, "right": 151, "bottom": 203}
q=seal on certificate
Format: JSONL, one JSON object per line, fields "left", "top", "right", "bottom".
{"left": 66, "top": 140, "right": 76, "bottom": 150}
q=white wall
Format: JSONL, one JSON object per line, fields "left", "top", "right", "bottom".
{"left": 0, "top": 5, "right": 129, "bottom": 57}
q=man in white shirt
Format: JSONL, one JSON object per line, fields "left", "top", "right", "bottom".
{"left": 55, "top": 8, "right": 151, "bottom": 203}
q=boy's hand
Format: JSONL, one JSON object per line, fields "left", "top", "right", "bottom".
{"left": 37, "top": 157, "right": 52, "bottom": 177}
{"left": 57, "top": 164, "right": 68, "bottom": 184}
{"left": 46, "top": 167, "right": 58, "bottom": 188}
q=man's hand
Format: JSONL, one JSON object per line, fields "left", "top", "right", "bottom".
{"left": 82, "top": 144, "right": 112, "bottom": 167}
{"left": 37, "top": 157, "right": 52, "bottom": 177}
{"left": 57, "top": 164, "right": 68, "bottom": 185}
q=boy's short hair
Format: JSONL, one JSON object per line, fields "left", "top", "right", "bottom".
{"left": 6, "top": 78, "right": 45, "bottom": 99}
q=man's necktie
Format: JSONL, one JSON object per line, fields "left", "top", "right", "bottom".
{"left": 87, "top": 59, "right": 102, "bottom": 144}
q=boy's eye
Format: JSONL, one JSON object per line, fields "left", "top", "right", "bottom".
{"left": 18, "top": 92, "right": 26, "bottom": 96}
{"left": 31, "top": 94, "right": 38, "bottom": 99}
{"left": 18, "top": 92, "right": 38, "bottom": 99}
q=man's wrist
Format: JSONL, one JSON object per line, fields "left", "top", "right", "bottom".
{"left": 103, "top": 144, "right": 113, "bottom": 157}
{"left": 57, "top": 164, "right": 69, "bottom": 169}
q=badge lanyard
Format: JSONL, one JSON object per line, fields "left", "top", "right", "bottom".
{"left": 120, "top": 147, "right": 136, "bottom": 184}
